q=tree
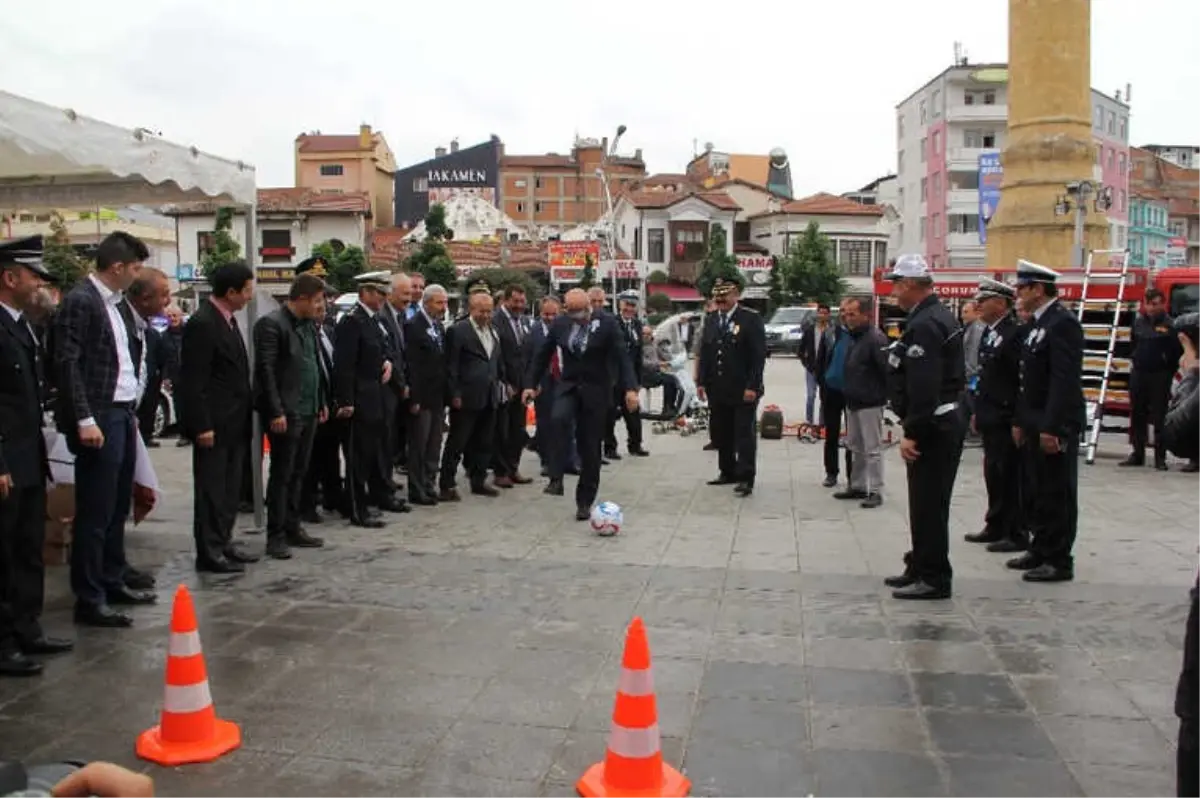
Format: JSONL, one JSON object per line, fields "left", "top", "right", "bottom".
{"left": 646, "top": 290, "right": 673, "bottom": 314}
{"left": 578, "top": 252, "right": 596, "bottom": 290}
{"left": 310, "top": 240, "right": 367, "bottom": 293}
{"left": 781, "top": 221, "right": 847, "bottom": 306}
{"left": 42, "top": 212, "right": 89, "bottom": 291}
{"left": 766, "top": 254, "right": 786, "bottom": 311}
{"left": 695, "top": 224, "right": 743, "bottom": 299}
{"left": 646, "top": 269, "right": 669, "bottom": 284}
{"left": 458, "top": 267, "right": 540, "bottom": 300}
{"left": 198, "top": 207, "right": 242, "bottom": 276}
{"left": 402, "top": 203, "right": 457, "bottom": 288}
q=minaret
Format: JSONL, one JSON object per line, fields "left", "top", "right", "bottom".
{"left": 985, "top": 0, "right": 1109, "bottom": 269}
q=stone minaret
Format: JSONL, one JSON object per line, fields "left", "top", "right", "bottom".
{"left": 986, "top": 0, "right": 1109, "bottom": 269}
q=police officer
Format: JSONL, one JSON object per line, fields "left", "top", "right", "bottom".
{"left": 697, "top": 278, "right": 767, "bottom": 496}
{"left": 883, "top": 254, "right": 966, "bottom": 600}
{"left": 1122, "top": 287, "right": 1181, "bottom": 471}
{"left": 605, "top": 290, "right": 650, "bottom": 458}
{"left": 964, "top": 278, "right": 1028, "bottom": 553}
{"left": 1008, "top": 260, "right": 1085, "bottom": 583}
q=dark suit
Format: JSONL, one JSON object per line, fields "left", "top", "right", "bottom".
{"left": 974, "top": 315, "right": 1025, "bottom": 546}
{"left": 180, "top": 300, "right": 251, "bottom": 565}
{"left": 441, "top": 319, "right": 503, "bottom": 491}
{"left": 492, "top": 307, "right": 530, "bottom": 479}
{"left": 334, "top": 304, "right": 391, "bottom": 519}
{"left": 527, "top": 312, "right": 636, "bottom": 508}
{"left": 404, "top": 310, "right": 448, "bottom": 502}
{"left": 1017, "top": 300, "right": 1085, "bottom": 571}
{"left": 135, "top": 326, "right": 176, "bottom": 444}
{"left": 698, "top": 305, "right": 767, "bottom": 487}
{"left": 380, "top": 302, "right": 409, "bottom": 472}
{"left": 605, "top": 315, "right": 645, "bottom": 454}
{"left": 528, "top": 319, "right": 578, "bottom": 470}
{"left": 52, "top": 278, "right": 143, "bottom": 608}
{"left": 302, "top": 320, "right": 342, "bottom": 516}
{"left": 253, "top": 307, "right": 323, "bottom": 544}
{"left": 0, "top": 306, "right": 50, "bottom": 650}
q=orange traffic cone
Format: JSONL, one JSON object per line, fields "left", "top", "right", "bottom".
{"left": 577, "top": 617, "right": 690, "bottom": 797}
{"left": 137, "top": 586, "right": 241, "bottom": 767}
{"left": 262, "top": 434, "right": 271, "bottom": 457}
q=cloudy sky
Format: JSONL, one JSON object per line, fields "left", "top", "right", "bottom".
{"left": 3, "top": 0, "right": 1196, "bottom": 200}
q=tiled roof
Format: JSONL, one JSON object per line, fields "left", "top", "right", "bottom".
{"left": 501, "top": 154, "right": 575, "bottom": 168}
{"left": 620, "top": 187, "right": 740, "bottom": 212}
{"left": 369, "top": 238, "right": 552, "bottom": 270}
{"left": 296, "top": 134, "right": 367, "bottom": 153}
{"left": 749, "top": 192, "right": 885, "bottom": 219}
{"left": 1130, "top": 147, "right": 1199, "bottom": 219}
{"left": 164, "top": 188, "right": 371, "bottom": 216}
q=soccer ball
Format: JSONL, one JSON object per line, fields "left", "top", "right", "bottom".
{"left": 589, "top": 501, "right": 623, "bottom": 536}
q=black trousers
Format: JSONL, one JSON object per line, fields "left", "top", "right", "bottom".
{"left": 821, "top": 387, "right": 852, "bottom": 478}
{"left": 492, "top": 399, "right": 527, "bottom": 478}
{"left": 136, "top": 379, "right": 161, "bottom": 444}
{"left": 377, "top": 392, "right": 400, "bottom": 495}
{"left": 1177, "top": 588, "right": 1199, "bottom": 798}
{"left": 1130, "top": 369, "right": 1173, "bottom": 462}
{"left": 302, "top": 419, "right": 343, "bottom": 514}
{"left": 1026, "top": 428, "right": 1080, "bottom": 570}
{"left": 441, "top": 406, "right": 496, "bottom": 490}
{"left": 71, "top": 407, "right": 136, "bottom": 607}
{"left": 0, "top": 484, "right": 47, "bottom": 650}
{"left": 604, "top": 388, "right": 643, "bottom": 452}
{"left": 407, "top": 407, "right": 444, "bottom": 501}
{"left": 549, "top": 388, "right": 604, "bottom": 508}
{"left": 265, "top": 415, "right": 318, "bottom": 543}
{"left": 904, "top": 415, "right": 966, "bottom": 590}
{"left": 393, "top": 400, "right": 409, "bottom": 467}
{"left": 981, "top": 422, "right": 1024, "bottom": 544}
{"left": 710, "top": 399, "right": 759, "bottom": 485}
{"left": 193, "top": 433, "right": 248, "bottom": 564}
{"left": 345, "top": 416, "right": 388, "bottom": 520}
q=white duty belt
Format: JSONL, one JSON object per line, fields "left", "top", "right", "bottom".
{"left": 934, "top": 402, "right": 958, "bottom": 416}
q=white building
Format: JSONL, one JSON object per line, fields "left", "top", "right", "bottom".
{"left": 748, "top": 193, "right": 890, "bottom": 294}
{"left": 843, "top": 174, "right": 901, "bottom": 261}
{"left": 164, "top": 187, "right": 371, "bottom": 280}
{"left": 3, "top": 207, "right": 178, "bottom": 273}
{"left": 1141, "top": 144, "right": 1200, "bottom": 170}
{"left": 895, "top": 62, "right": 1131, "bottom": 268}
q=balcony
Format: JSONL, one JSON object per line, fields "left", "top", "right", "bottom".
{"left": 947, "top": 147, "right": 990, "bottom": 169}
{"left": 668, "top": 260, "right": 701, "bottom": 284}
{"left": 947, "top": 232, "right": 984, "bottom": 251}
{"left": 946, "top": 103, "right": 1007, "bottom": 123}
{"left": 947, "top": 189, "right": 979, "bottom": 210}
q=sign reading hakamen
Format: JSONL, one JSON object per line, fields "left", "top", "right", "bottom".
{"left": 427, "top": 168, "right": 488, "bottom": 185}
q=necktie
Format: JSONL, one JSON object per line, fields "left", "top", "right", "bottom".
{"left": 230, "top": 315, "right": 248, "bottom": 362}
{"left": 569, "top": 324, "right": 586, "bottom": 354}
{"left": 551, "top": 347, "right": 562, "bottom": 379}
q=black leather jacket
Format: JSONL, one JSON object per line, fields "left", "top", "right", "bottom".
{"left": 1164, "top": 368, "right": 1199, "bottom": 461}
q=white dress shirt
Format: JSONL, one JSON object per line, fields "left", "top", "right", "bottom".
{"left": 80, "top": 274, "right": 144, "bottom": 428}
{"left": 471, "top": 319, "right": 495, "bottom": 358}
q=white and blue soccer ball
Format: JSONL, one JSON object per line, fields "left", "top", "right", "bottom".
{"left": 589, "top": 501, "right": 623, "bottom": 536}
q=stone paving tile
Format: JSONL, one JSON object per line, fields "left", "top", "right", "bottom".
{"left": 8, "top": 359, "right": 1195, "bottom": 796}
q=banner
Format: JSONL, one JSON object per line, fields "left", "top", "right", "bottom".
{"left": 548, "top": 241, "right": 601, "bottom": 267}
{"left": 978, "top": 152, "right": 1002, "bottom": 244}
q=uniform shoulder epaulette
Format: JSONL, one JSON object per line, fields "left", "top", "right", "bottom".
{"left": 739, "top": 306, "right": 760, "bottom": 316}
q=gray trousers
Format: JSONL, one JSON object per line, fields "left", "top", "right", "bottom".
{"left": 846, "top": 405, "right": 885, "bottom": 495}
{"left": 407, "top": 406, "right": 444, "bottom": 500}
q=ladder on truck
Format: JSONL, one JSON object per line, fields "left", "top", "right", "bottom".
{"left": 1076, "top": 248, "right": 1133, "bottom": 465}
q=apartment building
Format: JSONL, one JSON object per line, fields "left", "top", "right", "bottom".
{"left": 1140, "top": 144, "right": 1199, "bottom": 170}
{"left": 3, "top": 208, "right": 178, "bottom": 272}
{"left": 295, "top": 125, "right": 397, "bottom": 228}
{"left": 1130, "top": 147, "right": 1200, "bottom": 266}
{"left": 895, "top": 62, "right": 1131, "bottom": 267}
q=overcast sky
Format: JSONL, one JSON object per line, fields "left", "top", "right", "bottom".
{"left": 3, "top": 0, "right": 1196, "bottom": 201}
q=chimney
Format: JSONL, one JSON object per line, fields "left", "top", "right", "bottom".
{"left": 450, "top": 139, "right": 460, "bottom": 153}
{"left": 435, "top": 146, "right": 448, "bottom": 158}
{"left": 359, "top": 124, "right": 372, "bottom": 148}
{"left": 601, "top": 137, "right": 608, "bottom": 155}
{"left": 1126, "top": 82, "right": 1132, "bottom": 103}
{"left": 634, "top": 148, "right": 643, "bottom": 162}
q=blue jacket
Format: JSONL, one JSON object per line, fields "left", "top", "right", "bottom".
{"left": 823, "top": 327, "right": 850, "bottom": 392}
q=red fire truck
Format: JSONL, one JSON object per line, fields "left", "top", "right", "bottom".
{"left": 872, "top": 265, "right": 1200, "bottom": 431}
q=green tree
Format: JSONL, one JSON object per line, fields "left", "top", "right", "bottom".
{"left": 781, "top": 221, "right": 847, "bottom": 305}
{"left": 310, "top": 240, "right": 367, "bottom": 293}
{"left": 695, "top": 224, "right": 743, "bottom": 299}
{"left": 645, "top": 290, "right": 673, "bottom": 314}
{"left": 198, "top": 207, "right": 242, "bottom": 276}
{"left": 766, "top": 254, "right": 786, "bottom": 311}
{"left": 458, "top": 267, "right": 540, "bottom": 300}
{"left": 402, "top": 203, "right": 457, "bottom": 288}
{"left": 578, "top": 252, "right": 596, "bottom": 290}
{"left": 646, "top": 269, "right": 669, "bottom": 284}
{"left": 42, "top": 212, "right": 89, "bottom": 291}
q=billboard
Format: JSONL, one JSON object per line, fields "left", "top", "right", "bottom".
{"left": 736, "top": 254, "right": 773, "bottom": 299}
{"left": 978, "top": 152, "right": 1002, "bottom": 244}
{"left": 1168, "top": 236, "right": 1188, "bottom": 266}
{"left": 548, "top": 241, "right": 601, "bottom": 267}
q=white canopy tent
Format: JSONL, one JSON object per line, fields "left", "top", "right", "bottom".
{"left": 0, "top": 90, "right": 269, "bottom": 529}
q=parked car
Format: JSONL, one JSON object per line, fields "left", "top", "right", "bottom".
{"left": 764, "top": 306, "right": 817, "bottom": 356}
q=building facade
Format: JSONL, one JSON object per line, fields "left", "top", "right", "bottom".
{"left": 1140, "top": 144, "right": 1199, "bottom": 170}
{"left": 685, "top": 146, "right": 794, "bottom": 199}
{"left": 894, "top": 63, "right": 1130, "bottom": 267}
{"left": 499, "top": 137, "right": 646, "bottom": 235}
{"left": 294, "top": 125, "right": 396, "bottom": 228}
{"left": 3, "top": 208, "right": 177, "bottom": 273}
{"left": 1130, "top": 146, "right": 1200, "bottom": 266}
{"left": 393, "top": 138, "right": 502, "bottom": 230}
{"left": 1128, "top": 195, "right": 1172, "bottom": 269}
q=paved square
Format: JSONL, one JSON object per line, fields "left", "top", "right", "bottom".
{"left": 2, "top": 357, "right": 1193, "bottom": 796}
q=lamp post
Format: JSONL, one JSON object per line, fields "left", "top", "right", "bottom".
{"left": 1053, "top": 180, "right": 1113, "bottom": 268}
{"left": 596, "top": 124, "right": 626, "bottom": 310}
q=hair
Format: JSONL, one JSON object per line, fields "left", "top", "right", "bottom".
{"left": 289, "top": 273, "right": 327, "bottom": 301}
{"left": 127, "top": 267, "right": 168, "bottom": 299}
{"left": 391, "top": 272, "right": 412, "bottom": 289}
{"left": 208, "top": 261, "right": 254, "bottom": 298}
{"left": 95, "top": 231, "right": 150, "bottom": 271}
{"left": 502, "top": 282, "right": 526, "bottom": 300}
{"left": 816, "top": 302, "right": 831, "bottom": 312}
{"left": 422, "top": 284, "right": 447, "bottom": 302}
{"left": 846, "top": 295, "right": 874, "bottom": 315}
{"left": 587, "top": 286, "right": 605, "bottom": 298}
{"left": 1174, "top": 312, "right": 1199, "bottom": 349}
{"left": 540, "top": 295, "right": 561, "bottom": 310}
{"left": 1145, "top": 288, "right": 1165, "bottom": 303}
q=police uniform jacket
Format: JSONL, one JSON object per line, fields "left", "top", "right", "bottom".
{"left": 617, "top": 315, "right": 645, "bottom": 385}
{"left": 1016, "top": 300, "right": 1085, "bottom": 436}
{"left": 0, "top": 307, "right": 48, "bottom": 488}
{"left": 697, "top": 305, "right": 767, "bottom": 404}
{"left": 973, "top": 314, "right": 1022, "bottom": 429}
{"left": 886, "top": 294, "right": 965, "bottom": 443}
{"left": 333, "top": 303, "right": 389, "bottom": 424}
{"left": 1131, "top": 313, "right": 1182, "bottom": 374}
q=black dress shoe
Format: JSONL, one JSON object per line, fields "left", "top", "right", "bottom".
{"left": 821, "top": 475, "right": 838, "bottom": 488}
{"left": 350, "top": 517, "right": 386, "bottom": 529}
{"left": 707, "top": 475, "right": 737, "bottom": 486}
{"left": 409, "top": 495, "right": 438, "bottom": 506}
{"left": 287, "top": 530, "right": 325, "bottom": 548}
{"left": 628, "top": 448, "right": 650, "bottom": 457}
{"left": 1182, "top": 461, "right": 1200, "bottom": 473}
{"left": 833, "top": 489, "right": 867, "bottom": 500}
{"left": 1022, "top": 563, "right": 1074, "bottom": 583}
{"left": 19, "top": 636, "right": 73, "bottom": 655}
{"left": 124, "top": 567, "right": 156, "bottom": 590}
{"left": 565, "top": 466, "right": 581, "bottom": 476}
{"left": 964, "top": 530, "right": 1002, "bottom": 543}
{"left": 575, "top": 506, "right": 590, "bottom": 521}
{"left": 544, "top": 479, "right": 564, "bottom": 496}
{"left": 986, "top": 538, "right": 1027, "bottom": 553}
{"left": 1155, "top": 460, "right": 1169, "bottom": 472}
{"left": 265, "top": 540, "right": 292, "bottom": 560}
{"left": 601, "top": 458, "right": 611, "bottom": 466}
{"left": 703, "top": 442, "right": 718, "bottom": 451}
{"left": 1006, "top": 552, "right": 1042, "bottom": 571}
{"left": 225, "top": 544, "right": 260, "bottom": 564}
{"left": 301, "top": 509, "right": 324, "bottom": 524}
{"left": 74, "top": 604, "right": 133, "bottom": 628}
{"left": 196, "top": 556, "right": 245, "bottom": 574}
{"left": 892, "top": 580, "right": 952, "bottom": 600}
{"left": 377, "top": 498, "right": 411, "bottom": 513}
{"left": 146, "top": 439, "right": 161, "bottom": 448}
{"left": 734, "top": 482, "right": 754, "bottom": 496}
{"left": 0, "top": 650, "right": 43, "bottom": 676}
{"left": 106, "top": 586, "right": 157, "bottom": 606}
{"left": 883, "top": 573, "right": 917, "bottom": 589}
{"left": 471, "top": 484, "right": 500, "bottom": 497}
{"left": 860, "top": 493, "right": 882, "bottom": 509}
{"left": 604, "top": 450, "right": 623, "bottom": 461}
{"left": 1118, "top": 455, "right": 1144, "bottom": 467}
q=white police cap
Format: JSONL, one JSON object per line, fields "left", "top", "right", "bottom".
{"left": 975, "top": 277, "right": 1016, "bottom": 301}
{"left": 354, "top": 270, "right": 391, "bottom": 289}
{"left": 1014, "top": 259, "right": 1060, "bottom": 286}
{"left": 886, "top": 253, "right": 933, "bottom": 281}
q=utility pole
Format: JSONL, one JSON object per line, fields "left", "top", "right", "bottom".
{"left": 1054, "top": 180, "right": 1110, "bottom": 267}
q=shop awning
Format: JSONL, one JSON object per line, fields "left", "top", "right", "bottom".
{"left": 647, "top": 283, "right": 703, "bottom": 302}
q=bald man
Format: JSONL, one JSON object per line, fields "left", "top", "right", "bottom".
{"left": 385, "top": 273, "right": 413, "bottom": 473}
{"left": 440, "top": 292, "right": 504, "bottom": 499}
{"left": 525, "top": 288, "right": 638, "bottom": 520}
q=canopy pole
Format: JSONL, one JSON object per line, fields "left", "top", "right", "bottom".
{"left": 245, "top": 206, "right": 265, "bottom": 533}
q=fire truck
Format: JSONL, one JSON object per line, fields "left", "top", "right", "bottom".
{"left": 871, "top": 264, "right": 1200, "bottom": 433}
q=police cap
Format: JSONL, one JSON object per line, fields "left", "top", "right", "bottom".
{"left": 354, "top": 270, "right": 391, "bottom": 290}
{"left": 295, "top": 256, "right": 329, "bottom": 277}
{"left": 0, "top": 234, "right": 53, "bottom": 281}
{"left": 1014, "top": 259, "right": 1060, "bottom": 286}
{"left": 885, "top": 253, "right": 933, "bottom": 281}
{"left": 711, "top": 278, "right": 739, "bottom": 298}
{"left": 975, "top": 276, "right": 1015, "bottom": 302}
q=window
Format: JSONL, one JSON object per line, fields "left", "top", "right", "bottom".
{"left": 964, "top": 91, "right": 975, "bottom": 106}
{"left": 734, "top": 221, "right": 750, "bottom": 243}
{"left": 1119, "top": 116, "right": 1127, "bottom": 141}
{"left": 1107, "top": 111, "right": 1115, "bottom": 135}
{"left": 1119, "top": 153, "right": 1126, "bottom": 174}
{"left": 948, "top": 213, "right": 980, "bottom": 234}
{"left": 897, "top": 114, "right": 905, "bottom": 139}
{"left": 932, "top": 90, "right": 942, "bottom": 118}
{"left": 983, "top": 90, "right": 996, "bottom": 105}
{"left": 633, "top": 227, "right": 642, "bottom": 259}
{"left": 535, "top": 177, "right": 543, "bottom": 189}
{"left": 319, "top": 164, "right": 344, "bottom": 177}
{"left": 1170, "top": 220, "right": 1186, "bottom": 237}
{"left": 875, "top": 241, "right": 888, "bottom": 268}
{"left": 932, "top": 131, "right": 941, "bottom": 155}
{"left": 932, "top": 172, "right": 941, "bottom": 197}
{"left": 261, "top": 229, "right": 291, "bottom": 249}
{"left": 197, "top": 231, "right": 215, "bottom": 257}
{"left": 1107, "top": 149, "right": 1114, "bottom": 170}
{"left": 950, "top": 170, "right": 980, "bottom": 190}
{"left": 919, "top": 216, "right": 927, "bottom": 242}
{"left": 516, "top": 202, "right": 525, "bottom": 214}
{"left": 967, "top": 89, "right": 997, "bottom": 106}
{"left": 920, "top": 137, "right": 927, "bottom": 163}
{"left": 412, "top": 176, "right": 428, "bottom": 193}
{"left": 838, "top": 240, "right": 873, "bottom": 276}
{"left": 648, "top": 228, "right": 665, "bottom": 263}
{"left": 514, "top": 179, "right": 527, "bottom": 188}
{"left": 963, "top": 129, "right": 997, "bottom": 148}
{"left": 1094, "top": 107, "right": 1104, "bottom": 131}
{"left": 919, "top": 101, "right": 927, "bottom": 124}
{"left": 17, "top": 213, "right": 33, "bottom": 222}
{"left": 920, "top": 177, "right": 928, "bottom": 201}
{"left": 535, "top": 201, "right": 543, "bottom": 213}
{"left": 898, "top": 150, "right": 905, "bottom": 174}
{"left": 1118, "top": 190, "right": 1126, "bottom": 212}
{"left": 932, "top": 213, "right": 942, "bottom": 239}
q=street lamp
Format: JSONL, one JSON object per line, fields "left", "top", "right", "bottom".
{"left": 596, "top": 124, "right": 627, "bottom": 310}
{"left": 1052, "top": 180, "right": 1112, "bottom": 268}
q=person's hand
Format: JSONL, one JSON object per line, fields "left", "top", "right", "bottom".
{"left": 743, "top": 389, "right": 758, "bottom": 403}
{"left": 52, "top": 761, "right": 154, "bottom": 797}
{"left": 409, "top": 402, "right": 421, "bottom": 415}
{"left": 1039, "top": 432, "right": 1061, "bottom": 454}
{"left": 318, "top": 407, "right": 329, "bottom": 424}
{"left": 79, "top": 424, "right": 104, "bottom": 449}
{"left": 269, "top": 415, "right": 287, "bottom": 434}
{"left": 1181, "top": 336, "right": 1198, "bottom": 372}
{"left": 196, "top": 430, "right": 215, "bottom": 448}
{"left": 521, "top": 389, "right": 536, "bottom": 405}
{"left": 1012, "top": 426, "right": 1024, "bottom": 446}
{"left": 507, "top": 383, "right": 518, "bottom": 400}
{"left": 161, "top": 379, "right": 172, "bottom": 393}
{"left": 899, "top": 437, "right": 921, "bottom": 462}
{"left": 382, "top": 361, "right": 393, "bottom": 384}
{"left": 402, "top": 385, "right": 410, "bottom": 400}
{"left": 336, "top": 406, "right": 354, "bottom": 419}
{"left": 0, "top": 473, "right": 11, "bottom": 501}
{"left": 624, "top": 390, "right": 639, "bottom": 412}
{"left": 697, "top": 386, "right": 707, "bottom": 401}
{"left": 451, "top": 397, "right": 462, "bottom": 410}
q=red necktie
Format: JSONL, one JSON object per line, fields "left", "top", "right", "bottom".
{"left": 551, "top": 348, "right": 562, "bottom": 380}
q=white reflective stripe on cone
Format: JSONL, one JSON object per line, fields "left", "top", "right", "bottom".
{"left": 617, "top": 667, "right": 655, "bottom": 697}
{"left": 164, "top": 681, "right": 213, "bottom": 714}
{"left": 607, "top": 722, "right": 661, "bottom": 759}
{"left": 168, "top": 630, "right": 203, "bottom": 657}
